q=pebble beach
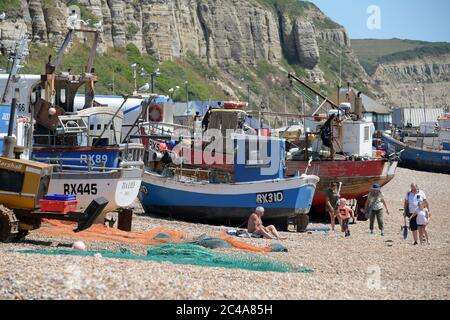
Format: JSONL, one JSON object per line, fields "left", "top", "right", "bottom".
{"left": 0, "top": 167, "right": 449, "bottom": 300}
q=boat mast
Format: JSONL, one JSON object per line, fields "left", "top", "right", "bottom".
{"left": 1, "top": 32, "right": 29, "bottom": 104}
{"left": 288, "top": 73, "right": 340, "bottom": 161}
{"left": 1, "top": 32, "right": 29, "bottom": 158}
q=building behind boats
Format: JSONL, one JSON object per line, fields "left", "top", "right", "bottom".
{"left": 392, "top": 107, "right": 445, "bottom": 129}
{"left": 334, "top": 87, "right": 392, "bottom": 131}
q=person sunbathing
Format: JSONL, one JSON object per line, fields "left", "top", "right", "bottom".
{"left": 248, "top": 207, "right": 287, "bottom": 240}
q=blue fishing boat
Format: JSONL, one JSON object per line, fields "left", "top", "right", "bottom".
{"left": 139, "top": 135, "right": 319, "bottom": 228}
{"left": 382, "top": 133, "right": 450, "bottom": 174}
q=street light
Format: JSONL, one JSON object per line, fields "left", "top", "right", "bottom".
{"left": 184, "top": 81, "right": 189, "bottom": 116}
{"left": 151, "top": 68, "right": 161, "bottom": 94}
{"left": 238, "top": 76, "right": 251, "bottom": 108}
{"left": 168, "top": 86, "right": 179, "bottom": 101}
{"left": 130, "top": 63, "right": 137, "bottom": 94}
{"left": 328, "top": 49, "right": 342, "bottom": 88}
{"left": 415, "top": 84, "right": 427, "bottom": 124}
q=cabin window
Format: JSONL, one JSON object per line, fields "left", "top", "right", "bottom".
{"left": 97, "top": 124, "right": 101, "bottom": 130}
{"left": 0, "top": 168, "right": 24, "bottom": 193}
{"left": 90, "top": 124, "right": 94, "bottom": 131}
{"left": 243, "top": 139, "right": 268, "bottom": 166}
{"left": 60, "top": 89, "right": 66, "bottom": 104}
{"left": 364, "top": 126, "right": 370, "bottom": 142}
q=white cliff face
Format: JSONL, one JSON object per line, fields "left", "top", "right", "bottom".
{"left": 0, "top": 0, "right": 374, "bottom": 88}
{"left": 373, "top": 54, "right": 450, "bottom": 108}
{"left": 317, "top": 28, "right": 350, "bottom": 48}
{"left": 1, "top": 1, "right": 345, "bottom": 66}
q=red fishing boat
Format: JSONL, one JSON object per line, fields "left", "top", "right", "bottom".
{"left": 286, "top": 159, "right": 397, "bottom": 217}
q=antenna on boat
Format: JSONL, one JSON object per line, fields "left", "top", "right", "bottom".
{"left": 1, "top": 31, "right": 29, "bottom": 103}
{"left": 1, "top": 31, "right": 29, "bottom": 157}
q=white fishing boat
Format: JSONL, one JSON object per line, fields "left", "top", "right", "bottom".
{"left": 1, "top": 27, "right": 145, "bottom": 223}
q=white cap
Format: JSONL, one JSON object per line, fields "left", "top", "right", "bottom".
{"left": 256, "top": 207, "right": 265, "bottom": 213}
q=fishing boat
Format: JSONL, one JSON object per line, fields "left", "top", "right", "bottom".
{"left": 139, "top": 135, "right": 319, "bottom": 229}
{"left": 1, "top": 27, "right": 145, "bottom": 221}
{"left": 382, "top": 114, "right": 450, "bottom": 174}
{"left": 31, "top": 107, "right": 145, "bottom": 214}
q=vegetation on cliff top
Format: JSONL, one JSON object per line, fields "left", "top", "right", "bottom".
{"left": 0, "top": 0, "right": 365, "bottom": 114}
{"left": 256, "top": 0, "right": 341, "bottom": 28}
{"left": 352, "top": 39, "right": 450, "bottom": 75}
{"left": 0, "top": 0, "right": 22, "bottom": 18}
{"left": 379, "top": 44, "right": 450, "bottom": 63}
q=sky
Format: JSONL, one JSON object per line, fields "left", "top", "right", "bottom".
{"left": 309, "top": 0, "right": 450, "bottom": 42}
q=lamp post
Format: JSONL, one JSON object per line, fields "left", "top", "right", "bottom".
{"left": 422, "top": 85, "right": 426, "bottom": 124}
{"left": 239, "top": 76, "right": 251, "bottom": 108}
{"left": 130, "top": 63, "right": 137, "bottom": 94}
{"left": 169, "top": 86, "right": 179, "bottom": 101}
{"left": 328, "top": 49, "right": 342, "bottom": 88}
{"left": 415, "top": 83, "right": 427, "bottom": 125}
{"left": 184, "top": 80, "right": 189, "bottom": 116}
{"left": 151, "top": 68, "right": 161, "bottom": 94}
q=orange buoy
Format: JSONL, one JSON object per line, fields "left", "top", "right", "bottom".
{"left": 223, "top": 101, "right": 248, "bottom": 109}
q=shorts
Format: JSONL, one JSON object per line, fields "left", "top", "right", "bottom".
{"left": 342, "top": 218, "right": 350, "bottom": 230}
{"left": 410, "top": 216, "right": 418, "bottom": 231}
{"left": 250, "top": 230, "right": 264, "bottom": 238}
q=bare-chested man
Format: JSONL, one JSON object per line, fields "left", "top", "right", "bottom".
{"left": 247, "top": 207, "right": 287, "bottom": 240}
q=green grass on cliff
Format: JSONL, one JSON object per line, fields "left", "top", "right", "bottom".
{"left": 0, "top": 0, "right": 363, "bottom": 114}
{"left": 352, "top": 39, "right": 450, "bottom": 75}
{"left": 0, "top": 0, "right": 22, "bottom": 18}
{"left": 255, "top": 0, "right": 340, "bottom": 28}
{"left": 1, "top": 40, "right": 226, "bottom": 101}
{"left": 255, "top": 0, "right": 312, "bottom": 16}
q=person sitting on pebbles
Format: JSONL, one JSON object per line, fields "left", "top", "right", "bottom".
{"left": 248, "top": 207, "right": 287, "bottom": 240}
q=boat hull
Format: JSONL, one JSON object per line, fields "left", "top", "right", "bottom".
{"left": 177, "top": 149, "right": 398, "bottom": 218}
{"left": 286, "top": 159, "right": 398, "bottom": 217}
{"left": 382, "top": 134, "right": 450, "bottom": 174}
{"left": 32, "top": 147, "right": 121, "bottom": 170}
{"left": 139, "top": 172, "right": 319, "bottom": 226}
{"left": 48, "top": 167, "right": 143, "bottom": 222}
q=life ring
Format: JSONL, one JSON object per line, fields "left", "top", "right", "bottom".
{"left": 148, "top": 104, "right": 164, "bottom": 122}
{"left": 223, "top": 101, "right": 247, "bottom": 109}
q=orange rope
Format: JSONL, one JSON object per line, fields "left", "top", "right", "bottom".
{"left": 37, "top": 220, "right": 273, "bottom": 253}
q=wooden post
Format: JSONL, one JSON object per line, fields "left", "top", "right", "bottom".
{"left": 118, "top": 209, "right": 133, "bottom": 232}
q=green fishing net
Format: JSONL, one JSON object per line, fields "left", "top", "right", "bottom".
{"left": 16, "top": 243, "right": 313, "bottom": 273}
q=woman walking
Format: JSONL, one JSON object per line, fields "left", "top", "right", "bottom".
{"left": 364, "top": 184, "right": 390, "bottom": 236}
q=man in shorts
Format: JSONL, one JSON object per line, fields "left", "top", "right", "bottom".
{"left": 248, "top": 207, "right": 287, "bottom": 240}
{"left": 404, "top": 184, "right": 430, "bottom": 245}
